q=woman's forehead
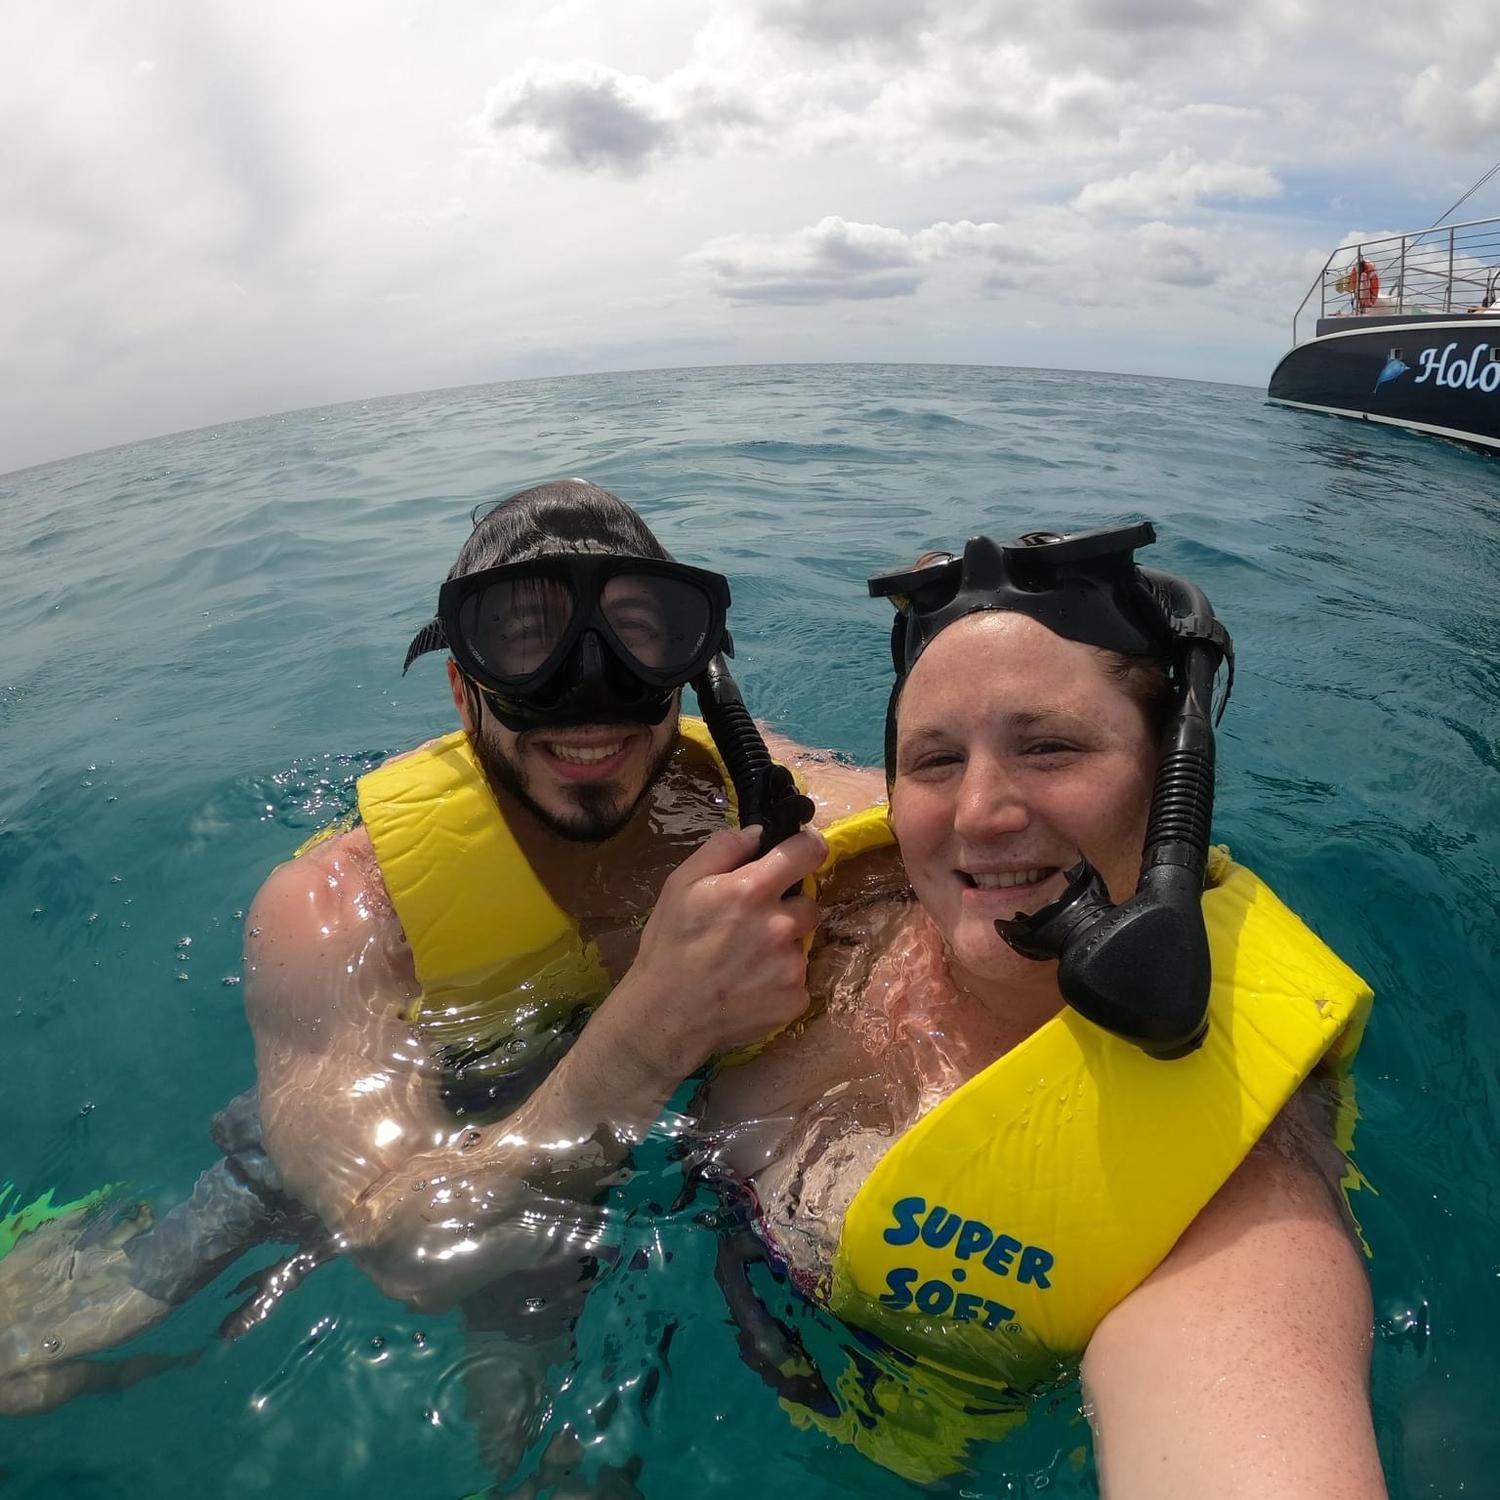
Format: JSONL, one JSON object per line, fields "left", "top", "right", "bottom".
{"left": 899, "top": 613, "right": 1123, "bottom": 719}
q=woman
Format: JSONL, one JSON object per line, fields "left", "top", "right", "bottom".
{"left": 707, "top": 524, "right": 1387, "bottom": 1497}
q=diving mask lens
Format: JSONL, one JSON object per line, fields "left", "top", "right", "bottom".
{"left": 458, "top": 573, "right": 578, "bottom": 681}
{"left": 441, "top": 555, "right": 730, "bottom": 697}
{"left": 598, "top": 571, "right": 715, "bottom": 678}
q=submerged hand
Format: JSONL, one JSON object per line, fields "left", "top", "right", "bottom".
{"left": 607, "top": 825, "right": 826, "bottom": 1085}
{"left": 0, "top": 1207, "right": 174, "bottom": 1415}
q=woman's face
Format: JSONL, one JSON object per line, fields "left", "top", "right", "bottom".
{"left": 890, "top": 612, "right": 1159, "bottom": 985}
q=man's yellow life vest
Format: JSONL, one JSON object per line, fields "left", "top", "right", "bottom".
{"left": 827, "top": 846, "right": 1373, "bottom": 1389}
{"left": 354, "top": 721, "right": 893, "bottom": 1066}
{"left": 355, "top": 720, "right": 739, "bottom": 1041}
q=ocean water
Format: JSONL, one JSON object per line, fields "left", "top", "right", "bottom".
{"left": 1, "top": 362, "right": 1497, "bottom": 1497}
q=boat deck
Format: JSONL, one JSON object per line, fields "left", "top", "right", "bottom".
{"left": 1294, "top": 215, "right": 1500, "bottom": 344}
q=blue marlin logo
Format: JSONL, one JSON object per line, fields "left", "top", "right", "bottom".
{"left": 1373, "top": 356, "right": 1410, "bottom": 394}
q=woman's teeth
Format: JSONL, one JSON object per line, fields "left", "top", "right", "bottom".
{"left": 546, "top": 741, "right": 626, "bottom": 765}
{"left": 965, "top": 868, "right": 1051, "bottom": 889}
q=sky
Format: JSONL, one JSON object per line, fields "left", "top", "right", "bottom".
{"left": 3, "top": 0, "right": 1497, "bottom": 474}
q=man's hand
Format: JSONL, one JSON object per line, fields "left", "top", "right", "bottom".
{"left": 595, "top": 825, "right": 827, "bottom": 1091}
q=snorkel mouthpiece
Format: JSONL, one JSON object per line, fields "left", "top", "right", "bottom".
{"left": 994, "top": 616, "right": 1223, "bottom": 1059}
{"left": 997, "top": 862, "right": 1211, "bottom": 1059}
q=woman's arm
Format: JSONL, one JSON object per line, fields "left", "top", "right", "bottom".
{"left": 1081, "top": 1093, "right": 1387, "bottom": 1499}
{"left": 757, "top": 726, "right": 886, "bottom": 827}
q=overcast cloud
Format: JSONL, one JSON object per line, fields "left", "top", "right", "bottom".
{"left": 1, "top": 0, "right": 1495, "bottom": 472}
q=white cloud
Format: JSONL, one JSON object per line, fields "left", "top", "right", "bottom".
{"left": 1403, "top": 60, "right": 1500, "bottom": 147}
{"left": 482, "top": 62, "right": 678, "bottom": 174}
{"left": 752, "top": 0, "right": 938, "bottom": 49}
{"left": 690, "top": 216, "right": 923, "bottom": 303}
{"left": 479, "top": 58, "right": 761, "bottom": 174}
{"left": 1132, "top": 221, "right": 1219, "bottom": 286}
{"left": 3, "top": 0, "right": 1499, "bottom": 471}
{"left": 691, "top": 207, "right": 1240, "bottom": 305}
{"left": 1074, "top": 149, "right": 1282, "bottom": 218}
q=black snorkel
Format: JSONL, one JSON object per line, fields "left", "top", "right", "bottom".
{"left": 693, "top": 653, "right": 815, "bottom": 855}
{"left": 997, "top": 572, "right": 1229, "bottom": 1058}
{"left": 870, "top": 523, "right": 1234, "bottom": 1060}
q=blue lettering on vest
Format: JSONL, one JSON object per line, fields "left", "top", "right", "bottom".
{"left": 876, "top": 1196, "right": 1054, "bottom": 1338}
{"left": 920, "top": 1206, "right": 962, "bottom": 1249}
{"left": 880, "top": 1266, "right": 919, "bottom": 1308}
{"left": 1018, "top": 1245, "right": 1054, "bottom": 1288}
{"left": 955, "top": 1220, "right": 993, "bottom": 1260}
{"left": 982, "top": 1298, "right": 1015, "bottom": 1330}
{"left": 953, "top": 1292, "right": 985, "bottom": 1323}
{"left": 915, "top": 1279, "right": 954, "bottom": 1315}
{"left": 883, "top": 1196, "right": 924, "bottom": 1247}
{"left": 982, "top": 1233, "right": 1023, "bottom": 1276}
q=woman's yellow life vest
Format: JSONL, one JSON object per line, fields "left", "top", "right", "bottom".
{"left": 827, "top": 846, "right": 1373, "bottom": 1390}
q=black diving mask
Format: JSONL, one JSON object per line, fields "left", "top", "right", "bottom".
{"left": 869, "top": 522, "right": 1235, "bottom": 1059}
{"left": 403, "top": 554, "right": 732, "bottom": 733}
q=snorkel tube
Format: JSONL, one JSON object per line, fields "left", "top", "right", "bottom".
{"left": 694, "top": 654, "right": 815, "bottom": 855}
{"left": 995, "top": 573, "right": 1227, "bottom": 1059}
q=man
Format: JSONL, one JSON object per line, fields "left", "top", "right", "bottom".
{"left": 0, "top": 480, "right": 881, "bottom": 1473}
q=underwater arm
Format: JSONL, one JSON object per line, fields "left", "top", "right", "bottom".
{"left": 1081, "top": 1094, "right": 1386, "bottom": 1499}
{"left": 244, "top": 839, "right": 519, "bottom": 1307}
{"left": 247, "top": 826, "right": 826, "bottom": 1311}
{"left": 245, "top": 839, "right": 664, "bottom": 1311}
{"left": 757, "top": 726, "right": 885, "bottom": 828}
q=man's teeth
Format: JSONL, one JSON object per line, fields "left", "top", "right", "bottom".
{"left": 547, "top": 742, "right": 626, "bottom": 765}
{"left": 967, "top": 868, "right": 1049, "bottom": 889}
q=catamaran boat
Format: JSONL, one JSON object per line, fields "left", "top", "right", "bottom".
{"left": 1268, "top": 213, "right": 1500, "bottom": 451}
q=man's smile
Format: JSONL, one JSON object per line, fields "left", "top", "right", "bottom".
{"left": 530, "top": 727, "right": 645, "bottom": 782}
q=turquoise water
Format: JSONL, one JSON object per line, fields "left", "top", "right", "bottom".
{"left": 1, "top": 363, "right": 1497, "bottom": 1496}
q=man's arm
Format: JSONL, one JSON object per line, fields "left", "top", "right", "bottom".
{"left": 758, "top": 727, "right": 885, "bottom": 827}
{"left": 1081, "top": 1095, "right": 1387, "bottom": 1499}
{"left": 248, "top": 825, "right": 827, "bottom": 1311}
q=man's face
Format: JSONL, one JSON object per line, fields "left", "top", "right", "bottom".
{"left": 449, "top": 659, "right": 680, "bottom": 843}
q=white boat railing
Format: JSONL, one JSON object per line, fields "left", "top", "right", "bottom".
{"left": 1292, "top": 214, "right": 1500, "bottom": 343}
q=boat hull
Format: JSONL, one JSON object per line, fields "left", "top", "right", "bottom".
{"left": 1267, "top": 319, "right": 1500, "bottom": 451}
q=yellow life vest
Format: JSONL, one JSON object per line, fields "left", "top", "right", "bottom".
{"left": 356, "top": 718, "right": 736, "bottom": 1038}
{"left": 355, "top": 719, "right": 891, "bottom": 1060}
{"left": 813, "top": 802, "right": 895, "bottom": 882}
{"left": 827, "top": 846, "right": 1373, "bottom": 1390}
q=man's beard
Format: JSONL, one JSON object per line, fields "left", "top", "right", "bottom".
{"left": 472, "top": 723, "right": 680, "bottom": 843}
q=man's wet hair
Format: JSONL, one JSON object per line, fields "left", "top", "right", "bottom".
{"left": 449, "top": 480, "right": 672, "bottom": 580}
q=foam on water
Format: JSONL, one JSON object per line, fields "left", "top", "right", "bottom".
{"left": 2, "top": 363, "right": 1497, "bottom": 1496}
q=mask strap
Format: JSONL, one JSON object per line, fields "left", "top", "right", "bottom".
{"left": 462, "top": 675, "right": 488, "bottom": 731}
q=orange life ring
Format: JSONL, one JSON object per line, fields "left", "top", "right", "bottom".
{"left": 1355, "top": 258, "right": 1380, "bottom": 311}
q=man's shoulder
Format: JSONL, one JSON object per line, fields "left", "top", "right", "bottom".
{"left": 250, "top": 823, "right": 393, "bottom": 937}
{"left": 244, "top": 822, "right": 417, "bottom": 1026}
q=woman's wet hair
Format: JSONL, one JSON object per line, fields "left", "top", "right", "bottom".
{"left": 449, "top": 480, "right": 672, "bottom": 580}
{"left": 1098, "top": 650, "right": 1176, "bottom": 739}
